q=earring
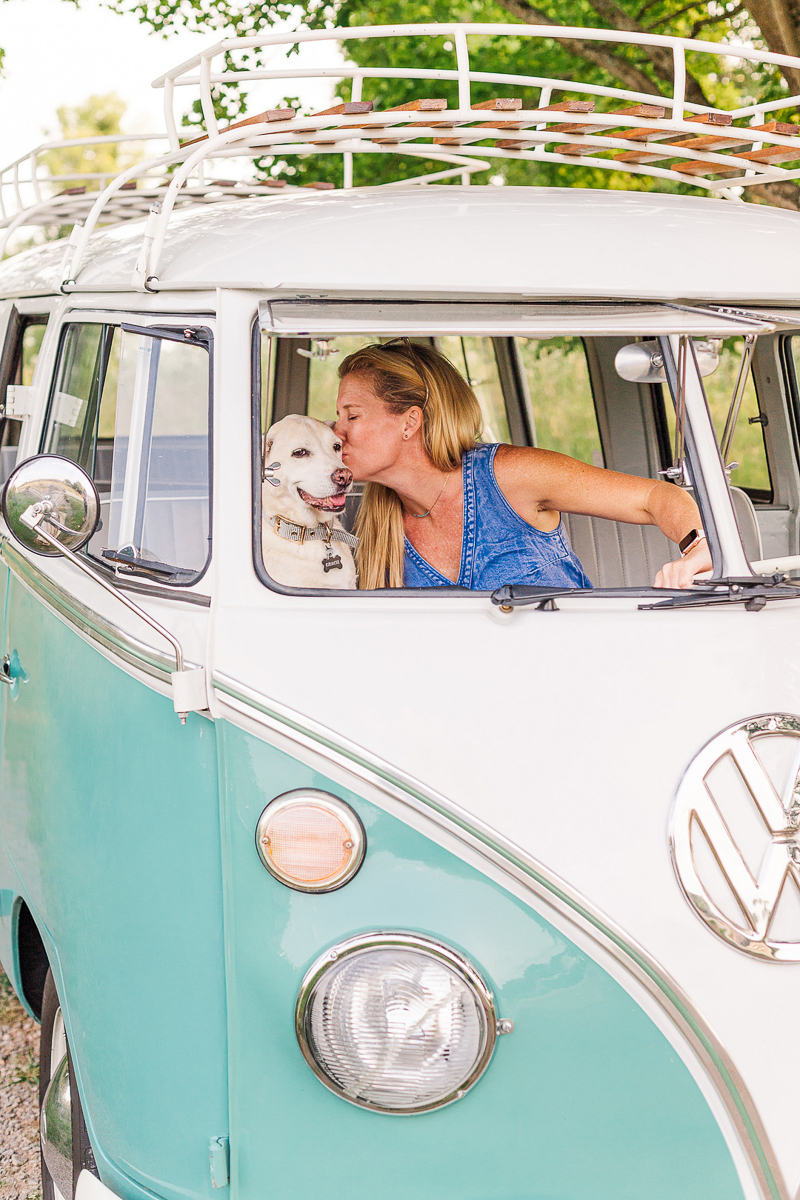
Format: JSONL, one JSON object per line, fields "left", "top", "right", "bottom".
{"left": 403, "top": 433, "right": 409, "bottom": 440}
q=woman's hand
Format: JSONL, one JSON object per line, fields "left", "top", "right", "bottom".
{"left": 654, "top": 539, "right": 713, "bottom": 589}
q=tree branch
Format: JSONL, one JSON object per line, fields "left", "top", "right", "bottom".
{"left": 493, "top": 0, "right": 708, "bottom": 104}
{"left": 636, "top": 0, "right": 667, "bottom": 19}
{"left": 744, "top": 0, "right": 800, "bottom": 94}
{"left": 645, "top": 1, "right": 713, "bottom": 30}
{"left": 748, "top": 179, "right": 800, "bottom": 209}
{"left": 688, "top": 3, "right": 745, "bottom": 35}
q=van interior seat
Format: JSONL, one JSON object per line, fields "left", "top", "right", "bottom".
{"left": 563, "top": 486, "right": 763, "bottom": 589}
{"left": 343, "top": 485, "right": 763, "bottom": 589}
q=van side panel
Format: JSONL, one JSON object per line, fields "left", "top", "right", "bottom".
{"left": 0, "top": 553, "right": 14, "bottom": 984}
{"left": 0, "top": 575, "right": 227, "bottom": 1200}
{"left": 217, "top": 719, "right": 747, "bottom": 1200}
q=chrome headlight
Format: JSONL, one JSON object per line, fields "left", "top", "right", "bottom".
{"left": 295, "top": 932, "right": 509, "bottom": 1114}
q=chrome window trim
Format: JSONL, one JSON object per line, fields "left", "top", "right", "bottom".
{"left": 213, "top": 669, "right": 784, "bottom": 1200}
{"left": 295, "top": 931, "right": 498, "bottom": 1114}
{"left": 0, "top": 538, "right": 202, "bottom": 685}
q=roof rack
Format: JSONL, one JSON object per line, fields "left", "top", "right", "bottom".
{"left": 6, "top": 23, "right": 800, "bottom": 292}
{"left": 0, "top": 132, "right": 323, "bottom": 259}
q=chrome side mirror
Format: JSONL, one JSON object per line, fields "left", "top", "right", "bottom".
{"left": 1, "top": 454, "right": 99, "bottom": 556}
{"left": 615, "top": 339, "right": 721, "bottom": 384}
{"left": 0, "top": 453, "right": 206, "bottom": 724}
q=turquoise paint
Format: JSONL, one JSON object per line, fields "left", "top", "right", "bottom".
{"left": 0, "top": 559, "right": 752, "bottom": 1200}
{"left": 0, "top": 557, "right": 12, "bottom": 982}
{"left": 0, "top": 885, "right": 13, "bottom": 984}
{"left": 217, "top": 721, "right": 745, "bottom": 1200}
{"left": 0, "top": 575, "right": 228, "bottom": 1200}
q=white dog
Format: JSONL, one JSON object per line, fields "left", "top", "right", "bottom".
{"left": 260, "top": 414, "right": 357, "bottom": 588}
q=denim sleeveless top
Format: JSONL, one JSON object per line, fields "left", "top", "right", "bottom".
{"left": 403, "top": 443, "right": 592, "bottom": 590}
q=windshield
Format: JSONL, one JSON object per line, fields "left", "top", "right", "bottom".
{"left": 252, "top": 324, "right": 786, "bottom": 597}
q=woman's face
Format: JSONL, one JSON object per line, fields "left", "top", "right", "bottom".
{"left": 334, "top": 373, "right": 412, "bottom": 482}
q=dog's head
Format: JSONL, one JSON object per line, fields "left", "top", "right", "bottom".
{"left": 263, "top": 414, "right": 353, "bottom": 515}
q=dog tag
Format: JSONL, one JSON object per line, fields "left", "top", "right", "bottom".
{"left": 322, "top": 549, "right": 343, "bottom": 573}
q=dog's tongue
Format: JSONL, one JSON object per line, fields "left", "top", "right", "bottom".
{"left": 299, "top": 489, "right": 347, "bottom": 512}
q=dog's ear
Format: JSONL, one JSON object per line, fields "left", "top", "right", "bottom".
{"left": 324, "top": 420, "right": 337, "bottom": 430}
{"left": 264, "top": 437, "right": 273, "bottom": 459}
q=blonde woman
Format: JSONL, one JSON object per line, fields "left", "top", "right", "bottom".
{"left": 333, "top": 340, "right": 713, "bottom": 591}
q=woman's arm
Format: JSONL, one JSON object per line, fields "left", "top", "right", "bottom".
{"left": 493, "top": 445, "right": 713, "bottom": 588}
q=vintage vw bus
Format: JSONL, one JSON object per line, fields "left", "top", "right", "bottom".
{"left": 2, "top": 22, "right": 800, "bottom": 1200}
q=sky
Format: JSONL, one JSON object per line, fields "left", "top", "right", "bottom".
{"left": 0, "top": 0, "right": 339, "bottom": 164}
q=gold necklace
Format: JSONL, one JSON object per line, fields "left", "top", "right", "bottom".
{"left": 407, "top": 471, "right": 450, "bottom": 519}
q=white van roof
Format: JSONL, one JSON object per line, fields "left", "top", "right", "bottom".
{"left": 2, "top": 185, "right": 800, "bottom": 305}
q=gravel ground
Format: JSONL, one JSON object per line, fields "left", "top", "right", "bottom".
{"left": 0, "top": 969, "right": 41, "bottom": 1199}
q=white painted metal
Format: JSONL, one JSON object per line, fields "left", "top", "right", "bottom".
{"left": 668, "top": 332, "right": 753, "bottom": 577}
{"left": 6, "top": 24, "right": 800, "bottom": 291}
{"left": 148, "top": 25, "right": 800, "bottom": 202}
{"left": 752, "top": 555, "right": 800, "bottom": 573}
{"left": 208, "top": 286, "right": 800, "bottom": 1198}
{"left": 4, "top": 187, "right": 799, "bottom": 307}
{"left": 75, "top": 1171, "right": 120, "bottom": 1200}
{"left": 3, "top": 26, "right": 800, "bottom": 1199}
{"left": 260, "top": 299, "right": 772, "bottom": 337}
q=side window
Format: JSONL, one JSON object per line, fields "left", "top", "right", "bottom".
{"left": 0, "top": 310, "right": 49, "bottom": 481}
{"left": 515, "top": 337, "right": 604, "bottom": 467}
{"left": 307, "top": 337, "right": 365, "bottom": 422}
{"left": 305, "top": 335, "right": 514, "bottom": 443}
{"left": 104, "top": 327, "right": 211, "bottom": 582}
{"left": 45, "top": 323, "right": 119, "bottom": 483}
{"left": 436, "top": 337, "right": 511, "bottom": 443}
{"left": 703, "top": 338, "right": 771, "bottom": 500}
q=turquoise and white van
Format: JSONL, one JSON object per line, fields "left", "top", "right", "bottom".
{"left": 1, "top": 23, "right": 800, "bottom": 1200}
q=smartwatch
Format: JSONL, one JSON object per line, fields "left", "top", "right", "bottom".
{"left": 679, "top": 528, "right": 706, "bottom": 557}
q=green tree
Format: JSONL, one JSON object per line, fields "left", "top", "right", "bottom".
{"left": 98, "top": 0, "right": 800, "bottom": 205}
{"left": 41, "top": 93, "right": 140, "bottom": 182}
{"left": 3, "top": 0, "right": 798, "bottom": 205}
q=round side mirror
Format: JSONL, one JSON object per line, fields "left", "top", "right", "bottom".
{"left": 1, "top": 455, "right": 100, "bottom": 557}
{"left": 615, "top": 338, "right": 720, "bottom": 384}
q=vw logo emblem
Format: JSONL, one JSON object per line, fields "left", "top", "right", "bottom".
{"left": 670, "top": 713, "right": 800, "bottom": 962}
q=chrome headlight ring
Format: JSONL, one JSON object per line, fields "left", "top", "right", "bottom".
{"left": 295, "top": 931, "right": 509, "bottom": 1115}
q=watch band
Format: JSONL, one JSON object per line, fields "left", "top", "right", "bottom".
{"left": 679, "top": 528, "right": 706, "bottom": 557}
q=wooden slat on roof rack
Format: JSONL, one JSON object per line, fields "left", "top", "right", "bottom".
{"left": 372, "top": 99, "right": 450, "bottom": 144}
{"left": 182, "top": 107, "right": 296, "bottom": 148}
{"left": 672, "top": 160, "right": 741, "bottom": 176}
{"left": 295, "top": 101, "right": 374, "bottom": 135}
{"left": 432, "top": 97, "right": 524, "bottom": 145}
{"left": 738, "top": 145, "right": 800, "bottom": 164}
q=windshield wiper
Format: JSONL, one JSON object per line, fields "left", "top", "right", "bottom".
{"left": 491, "top": 584, "right": 583, "bottom": 610}
{"left": 101, "top": 549, "right": 193, "bottom": 579}
{"left": 638, "top": 577, "right": 800, "bottom": 611}
{"left": 491, "top": 583, "right": 707, "bottom": 610}
{"left": 492, "top": 576, "right": 800, "bottom": 612}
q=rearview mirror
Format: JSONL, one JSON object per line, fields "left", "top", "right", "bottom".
{"left": 1, "top": 454, "right": 99, "bottom": 556}
{"left": 615, "top": 339, "right": 721, "bottom": 384}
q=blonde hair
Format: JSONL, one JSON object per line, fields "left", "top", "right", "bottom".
{"left": 339, "top": 341, "right": 482, "bottom": 589}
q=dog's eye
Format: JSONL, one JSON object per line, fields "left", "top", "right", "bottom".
{"left": 291, "top": 448, "right": 310, "bottom": 458}
{"left": 333, "top": 442, "right": 342, "bottom": 452}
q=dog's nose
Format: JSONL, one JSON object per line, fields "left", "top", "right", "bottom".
{"left": 332, "top": 467, "right": 352, "bottom": 488}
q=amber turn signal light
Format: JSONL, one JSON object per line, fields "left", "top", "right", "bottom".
{"left": 255, "top": 790, "right": 366, "bottom": 892}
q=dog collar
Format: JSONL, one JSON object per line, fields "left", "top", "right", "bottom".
{"left": 267, "top": 514, "right": 359, "bottom": 549}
